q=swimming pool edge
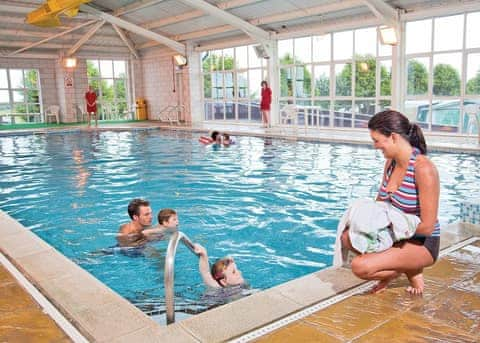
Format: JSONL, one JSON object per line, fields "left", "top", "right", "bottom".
{"left": 1, "top": 210, "right": 479, "bottom": 342}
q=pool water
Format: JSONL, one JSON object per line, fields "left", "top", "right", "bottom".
{"left": 0, "top": 130, "right": 478, "bottom": 316}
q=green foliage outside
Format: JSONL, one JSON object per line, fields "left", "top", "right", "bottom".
{"left": 407, "top": 60, "right": 428, "bottom": 95}
{"left": 433, "top": 64, "right": 461, "bottom": 96}
{"left": 9, "top": 70, "right": 40, "bottom": 122}
{"left": 87, "top": 60, "right": 127, "bottom": 118}
{"left": 466, "top": 69, "right": 480, "bottom": 95}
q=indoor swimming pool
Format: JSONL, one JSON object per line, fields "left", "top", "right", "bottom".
{"left": 0, "top": 129, "right": 478, "bottom": 317}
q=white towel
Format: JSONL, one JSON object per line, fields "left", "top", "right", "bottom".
{"left": 333, "top": 198, "right": 420, "bottom": 268}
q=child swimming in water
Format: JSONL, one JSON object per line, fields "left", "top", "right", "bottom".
{"left": 193, "top": 243, "right": 245, "bottom": 288}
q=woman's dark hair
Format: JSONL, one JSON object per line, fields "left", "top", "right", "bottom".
{"left": 368, "top": 110, "right": 427, "bottom": 154}
{"left": 261, "top": 80, "right": 268, "bottom": 87}
{"left": 211, "top": 131, "right": 220, "bottom": 140}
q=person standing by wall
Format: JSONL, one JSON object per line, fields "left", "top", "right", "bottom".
{"left": 85, "top": 85, "right": 98, "bottom": 128}
{"left": 260, "top": 80, "right": 272, "bottom": 128}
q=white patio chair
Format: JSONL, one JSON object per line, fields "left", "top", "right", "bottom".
{"left": 464, "top": 104, "right": 480, "bottom": 143}
{"left": 45, "top": 105, "right": 60, "bottom": 124}
{"left": 75, "top": 104, "right": 87, "bottom": 123}
{"left": 280, "top": 104, "right": 298, "bottom": 126}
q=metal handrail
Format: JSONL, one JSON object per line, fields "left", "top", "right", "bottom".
{"left": 164, "top": 231, "right": 198, "bottom": 324}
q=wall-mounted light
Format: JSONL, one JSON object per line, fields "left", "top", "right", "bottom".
{"left": 359, "top": 62, "right": 369, "bottom": 72}
{"left": 378, "top": 26, "right": 398, "bottom": 46}
{"left": 173, "top": 55, "right": 187, "bottom": 67}
{"left": 64, "top": 57, "right": 77, "bottom": 68}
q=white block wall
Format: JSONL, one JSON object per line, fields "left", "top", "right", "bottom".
{"left": 0, "top": 57, "right": 58, "bottom": 115}
{"left": 141, "top": 48, "right": 191, "bottom": 121}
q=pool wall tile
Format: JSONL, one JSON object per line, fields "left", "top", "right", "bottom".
{"left": 461, "top": 201, "right": 480, "bottom": 225}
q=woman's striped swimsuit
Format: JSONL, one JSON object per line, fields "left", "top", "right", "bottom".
{"left": 378, "top": 147, "right": 440, "bottom": 259}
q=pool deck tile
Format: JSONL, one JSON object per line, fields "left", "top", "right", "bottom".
{"left": 0, "top": 229, "right": 52, "bottom": 260}
{"left": 110, "top": 322, "right": 199, "bottom": 343}
{"left": 273, "top": 267, "right": 363, "bottom": 307}
{"left": 252, "top": 321, "right": 342, "bottom": 343}
{"left": 0, "top": 265, "right": 71, "bottom": 343}
{"left": 180, "top": 288, "right": 300, "bottom": 342}
{"left": 256, "top": 237, "right": 480, "bottom": 343}
{"left": 352, "top": 311, "right": 478, "bottom": 343}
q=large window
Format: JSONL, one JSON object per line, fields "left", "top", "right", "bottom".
{"left": 201, "top": 45, "right": 266, "bottom": 121}
{"left": 405, "top": 12, "right": 480, "bottom": 134}
{"left": 0, "top": 68, "right": 41, "bottom": 124}
{"left": 278, "top": 27, "right": 392, "bottom": 129}
{"left": 86, "top": 60, "right": 129, "bottom": 120}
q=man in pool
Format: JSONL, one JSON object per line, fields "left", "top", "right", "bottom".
{"left": 193, "top": 244, "right": 245, "bottom": 288}
{"left": 117, "top": 200, "right": 178, "bottom": 247}
{"left": 117, "top": 198, "right": 153, "bottom": 247}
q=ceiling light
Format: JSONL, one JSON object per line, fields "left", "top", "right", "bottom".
{"left": 378, "top": 26, "right": 398, "bottom": 46}
{"left": 173, "top": 55, "right": 187, "bottom": 66}
{"left": 64, "top": 57, "right": 77, "bottom": 68}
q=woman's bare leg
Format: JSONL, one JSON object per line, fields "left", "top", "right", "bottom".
{"left": 405, "top": 269, "right": 424, "bottom": 295}
{"left": 350, "top": 240, "right": 433, "bottom": 294}
{"left": 261, "top": 110, "right": 268, "bottom": 127}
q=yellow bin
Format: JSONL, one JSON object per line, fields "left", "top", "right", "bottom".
{"left": 136, "top": 98, "right": 148, "bottom": 120}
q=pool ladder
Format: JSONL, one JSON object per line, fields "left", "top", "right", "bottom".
{"left": 164, "top": 231, "right": 198, "bottom": 324}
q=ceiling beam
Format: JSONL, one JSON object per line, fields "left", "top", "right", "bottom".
{"left": 179, "top": 0, "right": 270, "bottom": 42}
{"left": 0, "top": 41, "right": 129, "bottom": 52}
{"left": 8, "top": 20, "right": 97, "bottom": 56}
{"left": 67, "top": 20, "right": 105, "bottom": 56}
{"left": 250, "top": 0, "right": 362, "bottom": 25}
{"left": 112, "top": 24, "right": 139, "bottom": 58}
{"left": 361, "top": 0, "right": 399, "bottom": 27}
{"left": 80, "top": 4, "right": 185, "bottom": 54}
{"left": 139, "top": 0, "right": 364, "bottom": 49}
{"left": 114, "top": 0, "right": 166, "bottom": 16}
{"left": 0, "top": 3, "right": 37, "bottom": 14}
{"left": 0, "top": 52, "right": 59, "bottom": 59}
{"left": 0, "top": 28, "right": 120, "bottom": 41}
{"left": 143, "top": 0, "right": 260, "bottom": 30}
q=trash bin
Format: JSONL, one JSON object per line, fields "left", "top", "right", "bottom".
{"left": 135, "top": 98, "right": 147, "bottom": 120}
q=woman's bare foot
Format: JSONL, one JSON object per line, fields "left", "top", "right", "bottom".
{"left": 370, "top": 279, "right": 391, "bottom": 293}
{"left": 406, "top": 273, "right": 424, "bottom": 295}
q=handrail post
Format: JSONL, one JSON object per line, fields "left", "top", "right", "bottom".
{"left": 164, "top": 231, "right": 198, "bottom": 325}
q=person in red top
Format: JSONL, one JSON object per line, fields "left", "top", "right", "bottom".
{"left": 260, "top": 80, "right": 272, "bottom": 128}
{"left": 85, "top": 85, "right": 98, "bottom": 128}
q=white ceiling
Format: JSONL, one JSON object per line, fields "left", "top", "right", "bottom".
{"left": 0, "top": 0, "right": 478, "bottom": 58}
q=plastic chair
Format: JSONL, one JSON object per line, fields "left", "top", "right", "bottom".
{"left": 75, "top": 104, "right": 87, "bottom": 123}
{"left": 45, "top": 105, "right": 60, "bottom": 124}
{"left": 280, "top": 104, "right": 297, "bottom": 125}
{"left": 464, "top": 104, "right": 480, "bottom": 143}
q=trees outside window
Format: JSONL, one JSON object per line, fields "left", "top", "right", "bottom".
{"left": 278, "top": 27, "right": 392, "bottom": 129}
{"left": 87, "top": 60, "right": 128, "bottom": 120}
{"left": 0, "top": 68, "right": 41, "bottom": 124}
{"left": 201, "top": 46, "right": 266, "bottom": 121}
{"left": 405, "top": 12, "right": 480, "bottom": 133}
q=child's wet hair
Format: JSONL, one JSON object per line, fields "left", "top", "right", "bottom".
{"left": 211, "top": 257, "right": 233, "bottom": 286}
{"left": 157, "top": 208, "right": 176, "bottom": 225}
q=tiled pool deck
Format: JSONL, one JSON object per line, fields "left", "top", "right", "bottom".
{"left": 1, "top": 122, "right": 479, "bottom": 342}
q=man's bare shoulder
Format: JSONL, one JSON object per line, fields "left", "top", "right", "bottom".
{"left": 118, "top": 222, "right": 139, "bottom": 235}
